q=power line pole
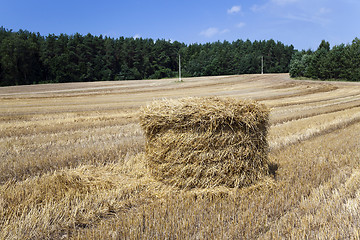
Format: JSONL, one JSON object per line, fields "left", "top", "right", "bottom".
{"left": 179, "top": 54, "right": 182, "bottom": 82}
{"left": 261, "top": 56, "right": 264, "bottom": 74}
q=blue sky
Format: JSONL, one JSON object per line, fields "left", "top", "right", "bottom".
{"left": 1, "top": 0, "right": 360, "bottom": 50}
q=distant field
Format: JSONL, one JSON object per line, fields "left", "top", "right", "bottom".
{"left": 1, "top": 73, "right": 360, "bottom": 239}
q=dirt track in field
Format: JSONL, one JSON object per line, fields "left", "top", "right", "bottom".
{"left": 1, "top": 73, "right": 359, "bottom": 121}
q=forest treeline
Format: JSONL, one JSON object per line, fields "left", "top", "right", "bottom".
{"left": 290, "top": 38, "right": 360, "bottom": 81}
{"left": 0, "top": 27, "right": 295, "bottom": 86}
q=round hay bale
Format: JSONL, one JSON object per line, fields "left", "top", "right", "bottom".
{"left": 139, "top": 97, "right": 270, "bottom": 189}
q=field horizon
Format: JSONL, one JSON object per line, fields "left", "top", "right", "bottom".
{"left": 1, "top": 73, "right": 360, "bottom": 239}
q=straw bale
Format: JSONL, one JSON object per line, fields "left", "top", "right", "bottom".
{"left": 139, "top": 97, "right": 270, "bottom": 189}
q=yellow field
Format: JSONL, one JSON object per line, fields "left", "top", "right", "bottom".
{"left": 1, "top": 73, "right": 360, "bottom": 239}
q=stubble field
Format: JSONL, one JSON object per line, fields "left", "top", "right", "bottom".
{"left": 1, "top": 73, "right": 360, "bottom": 239}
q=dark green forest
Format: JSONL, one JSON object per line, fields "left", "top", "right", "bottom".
{"left": 290, "top": 38, "right": 360, "bottom": 81}
{"left": 0, "top": 27, "right": 295, "bottom": 86}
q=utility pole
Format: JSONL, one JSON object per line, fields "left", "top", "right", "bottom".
{"left": 179, "top": 54, "right": 182, "bottom": 82}
{"left": 261, "top": 56, "right": 264, "bottom": 74}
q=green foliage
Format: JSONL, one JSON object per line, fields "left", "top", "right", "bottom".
{"left": 0, "top": 28, "right": 44, "bottom": 86}
{"left": 0, "top": 27, "right": 295, "bottom": 86}
{"left": 290, "top": 39, "right": 360, "bottom": 81}
{"left": 289, "top": 52, "right": 305, "bottom": 78}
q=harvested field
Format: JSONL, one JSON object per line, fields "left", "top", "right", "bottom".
{"left": 1, "top": 73, "right": 360, "bottom": 239}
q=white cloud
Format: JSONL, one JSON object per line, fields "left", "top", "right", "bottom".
{"left": 284, "top": 13, "right": 330, "bottom": 25}
{"left": 285, "top": 14, "right": 314, "bottom": 23}
{"left": 200, "top": 28, "right": 229, "bottom": 38}
{"left": 227, "top": 5, "right": 241, "bottom": 14}
{"left": 271, "top": 0, "right": 298, "bottom": 5}
{"left": 236, "top": 22, "right": 246, "bottom": 28}
{"left": 251, "top": 0, "right": 298, "bottom": 12}
{"left": 319, "top": 7, "right": 331, "bottom": 15}
{"left": 200, "top": 28, "right": 219, "bottom": 37}
{"left": 251, "top": 0, "right": 331, "bottom": 26}
{"left": 133, "top": 34, "right": 141, "bottom": 39}
{"left": 251, "top": 4, "right": 266, "bottom": 12}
